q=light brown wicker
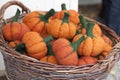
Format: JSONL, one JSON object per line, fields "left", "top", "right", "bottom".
{"left": 0, "top": 1, "right": 120, "bottom": 80}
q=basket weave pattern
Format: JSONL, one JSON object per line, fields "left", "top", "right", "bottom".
{"left": 0, "top": 1, "right": 120, "bottom": 80}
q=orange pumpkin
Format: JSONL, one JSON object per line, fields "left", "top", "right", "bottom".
{"left": 46, "top": 12, "right": 76, "bottom": 39}
{"left": 78, "top": 16, "right": 102, "bottom": 36}
{"left": 22, "top": 32, "right": 52, "bottom": 59}
{"left": 102, "top": 34, "right": 113, "bottom": 46}
{"left": 23, "top": 9, "right": 55, "bottom": 38}
{"left": 52, "top": 3, "right": 79, "bottom": 24}
{"left": 52, "top": 36, "right": 86, "bottom": 66}
{"left": 40, "top": 42, "right": 58, "bottom": 64}
{"left": 40, "top": 56, "right": 58, "bottom": 64}
{"left": 8, "top": 40, "right": 21, "bottom": 48}
{"left": 73, "top": 23, "right": 105, "bottom": 56}
{"left": 2, "top": 9, "right": 30, "bottom": 41}
{"left": 77, "top": 56, "right": 98, "bottom": 66}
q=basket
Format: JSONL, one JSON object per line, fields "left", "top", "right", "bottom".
{"left": 0, "top": 1, "right": 120, "bottom": 80}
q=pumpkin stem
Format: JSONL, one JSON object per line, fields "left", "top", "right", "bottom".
{"left": 44, "top": 35, "right": 53, "bottom": 43}
{"left": 15, "top": 43, "right": 27, "bottom": 54}
{"left": 71, "top": 36, "right": 86, "bottom": 51}
{"left": 62, "top": 12, "right": 69, "bottom": 23}
{"left": 75, "top": 30, "right": 80, "bottom": 35}
{"left": 11, "top": 9, "right": 20, "bottom": 22}
{"left": 40, "top": 9, "right": 55, "bottom": 23}
{"left": 46, "top": 42, "right": 54, "bottom": 56}
{"left": 61, "top": 3, "right": 67, "bottom": 10}
{"left": 86, "top": 22, "right": 94, "bottom": 38}
{"left": 79, "top": 16, "right": 87, "bottom": 29}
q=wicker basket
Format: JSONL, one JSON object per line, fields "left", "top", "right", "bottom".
{"left": 0, "top": 1, "right": 120, "bottom": 80}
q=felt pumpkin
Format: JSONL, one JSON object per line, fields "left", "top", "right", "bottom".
{"left": 8, "top": 40, "right": 21, "bottom": 48}
{"left": 46, "top": 12, "right": 76, "bottom": 39}
{"left": 40, "top": 42, "right": 58, "bottom": 64}
{"left": 2, "top": 9, "right": 30, "bottom": 41}
{"left": 102, "top": 34, "right": 113, "bottom": 46}
{"left": 73, "top": 23, "right": 105, "bottom": 56}
{"left": 78, "top": 16, "right": 102, "bottom": 36}
{"left": 98, "top": 51, "right": 110, "bottom": 60}
{"left": 77, "top": 56, "right": 98, "bottom": 66}
{"left": 52, "top": 36, "right": 86, "bottom": 66}
{"left": 23, "top": 9, "right": 55, "bottom": 38}
{"left": 40, "top": 55, "right": 58, "bottom": 64}
{"left": 52, "top": 3, "right": 79, "bottom": 24}
{"left": 21, "top": 32, "right": 53, "bottom": 59}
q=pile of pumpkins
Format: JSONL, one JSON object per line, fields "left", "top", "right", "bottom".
{"left": 2, "top": 4, "right": 113, "bottom": 66}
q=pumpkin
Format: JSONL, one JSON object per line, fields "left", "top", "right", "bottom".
{"left": 40, "top": 55, "right": 58, "bottom": 64}
{"left": 40, "top": 42, "right": 58, "bottom": 64}
{"left": 2, "top": 9, "right": 30, "bottom": 41}
{"left": 23, "top": 9, "right": 55, "bottom": 38}
{"left": 52, "top": 36, "right": 86, "bottom": 66}
{"left": 77, "top": 56, "right": 98, "bottom": 66}
{"left": 98, "top": 51, "right": 109, "bottom": 60}
{"left": 73, "top": 23, "right": 105, "bottom": 56}
{"left": 21, "top": 32, "right": 53, "bottom": 59}
{"left": 52, "top": 3, "right": 79, "bottom": 24}
{"left": 46, "top": 12, "right": 76, "bottom": 39}
{"left": 102, "top": 34, "right": 113, "bottom": 46}
{"left": 77, "top": 16, "right": 102, "bottom": 36}
{"left": 8, "top": 40, "right": 21, "bottom": 48}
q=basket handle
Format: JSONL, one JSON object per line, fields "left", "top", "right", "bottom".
{"left": 0, "top": 1, "right": 30, "bottom": 20}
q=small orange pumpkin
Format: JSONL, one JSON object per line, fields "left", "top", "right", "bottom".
{"left": 23, "top": 9, "right": 55, "bottom": 38}
{"left": 77, "top": 56, "right": 98, "bottom": 66}
{"left": 40, "top": 56, "right": 58, "bottom": 64}
{"left": 2, "top": 9, "right": 30, "bottom": 41}
{"left": 40, "top": 42, "right": 58, "bottom": 64}
{"left": 8, "top": 40, "right": 21, "bottom": 48}
{"left": 73, "top": 23, "right": 105, "bottom": 56}
{"left": 46, "top": 12, "right": 76, "bottom": 39}
{"left": 52, "top": 3, "right": 79, "bottom": 24}
{"left": 78, "top": 16, "right": 102, "bottom": 36}
{"left": 22, "top": 32, "right": 53, "bottom": 59}
{"left": 102, "top": 34, "right": 113, "bottom": 46}
{"left": 52, "top": 36, "right": 86, "bottom": 66}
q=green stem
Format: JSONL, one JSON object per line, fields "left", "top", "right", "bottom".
{"left": 86, "top": 22, "right": 95, "bottom": 38}
{"left": 46, "top": 42, "right": 54, "bottom": 56}
{"left": 75, "top": 30, "right": 80, "bottom": 35}
{"left": 15, "top": 43, "right": 26, "bottom": 54}
{"left": 79, "top": 15, "right": 87, "bottom": 29}
{"left": 62, "top": 12, "right": 69, "bottom": 23}
{"left": 61, "top": 3, "right": 67, "bottom": 10}
{"left": 39, "top": 9, "right": 55, "bottom": 23}
{"left": 11, "top": 9, "right": 20, "bottom": 23}
{"left": 70, "top": 36, "right": 86, "bottom": 51}
{"left": 43, "top": 35, "right": 53, "bottom": 43}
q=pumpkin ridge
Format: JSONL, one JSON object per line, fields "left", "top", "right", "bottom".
{"left": 61, "top": 49, "right": 75, "bottom": 60}
{"left": 11, "top": 22, "right": 21, "bottom": 40}
{"left": 67, "top": 23, "right": 70, "bottom": 39}
{"left": 29, "top": 46, "right": 46, "bottom": 54}
{"left": 58, "top": 21, "right": 63, "bottom": 38}
{"left": 10, "top": 23, "right": 13, "bottom": 40}
{"left": 18, "top": 23, "right": 23, "bottom": 40}
{"left": 26, "top": 40, "right": 43, "bottom": 48}
{"left": 55, "top": 44, "right": 70, "bottom": 54}
{"left": 30, "top": 19, "right": 41, "bottom": 30}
